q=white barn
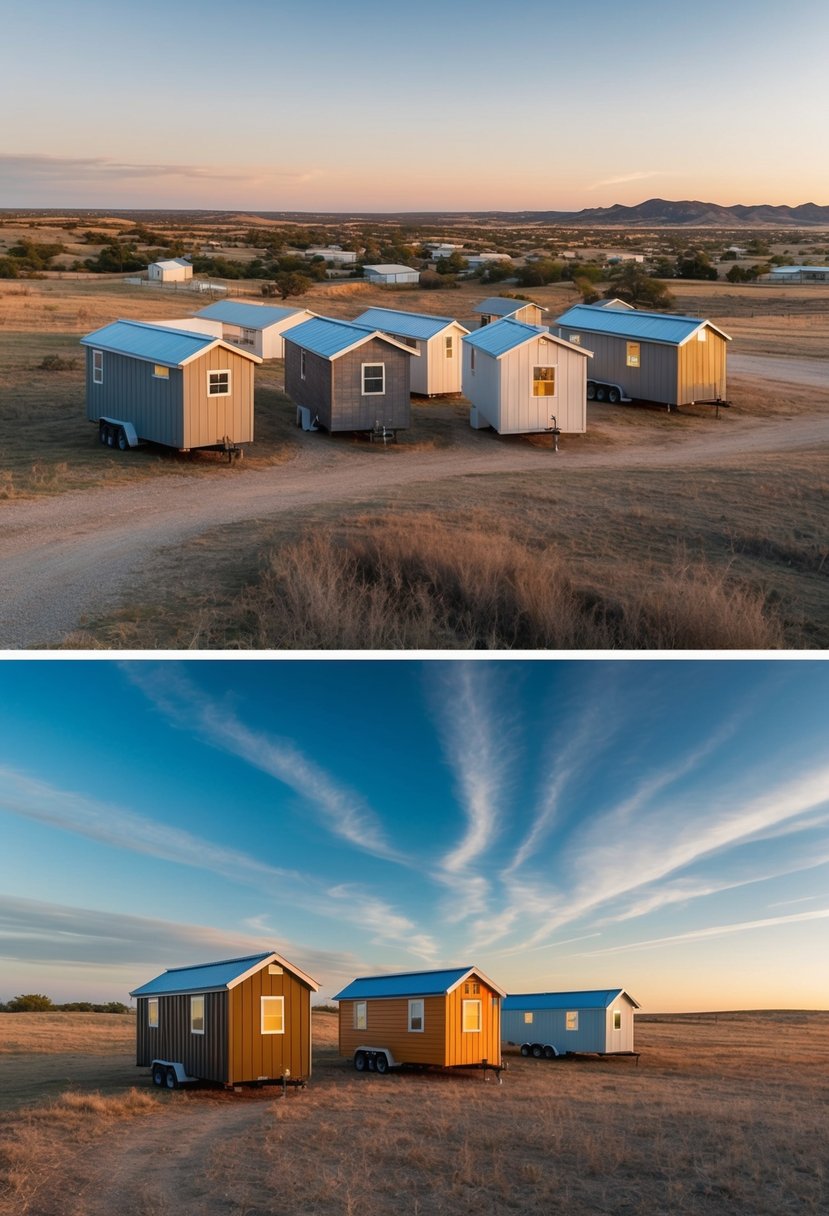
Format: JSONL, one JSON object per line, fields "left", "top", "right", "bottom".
{"left": 502, "top": 989, "right": 640, "bottom": 1057}
{"left": 363, "top": 264, "right": 420, "bottom": 286}
{"left": 462, "top": 318, "right": 590, "bottom": 435}
{"left": 147, "top": 258, "right": 193, "bottom": 283}
{"left": 194, "top": 301, "right": 315, "bottom": 359}
{"left": 352, "top": 307, "right": 468, "bottom": 395}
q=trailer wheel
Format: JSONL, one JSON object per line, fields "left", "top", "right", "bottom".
{"left": 607, "top": 387, "right": 621, "bottom": 404}
{"left": 374, "top": 1053, "right": 389, "bottom": 1075}
{"left": 595, "top": 386, "right": 607, "bottom": 402}
{"left": 165, "top": 1068, "right": 178, "bottom": 1090}
{"left": 117, "top": 427, "right": 128, "bottom": 451}
{"left": 520, "top": 1044, "right": 531, "bottom": 1057}
{"left": 531, "top": 1044, "right": 543, "bottom": 1059}
{"left": 99, "top": 424, "right": 110, "bottom": 446}
{"left": 543, "top": 1045, "right": 557, "bottom": 1060}
{"left": 586, "top": 382, "right": 596, "bottom": 401}
{"left": 354, "top": 1051, "right": 367, "bottom": 1072}
{"left": 151, "top": 1063, "right": 166, "bottom": 1087}
{"left": 107, "top": 427, "right": 116, "bottom": 447}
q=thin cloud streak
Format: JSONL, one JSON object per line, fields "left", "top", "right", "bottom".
{"left": 580, "top": 907, "right": 829, "bottom": 956}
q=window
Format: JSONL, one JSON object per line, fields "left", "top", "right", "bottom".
{"left": 148, "top": 998, "right": 159, "bottom": 1029}
{"left": 523, "top": 1011, "right": 534, "bottom": 1025}
{"left": 626, "top": 342, "right": 640, "bottom": 368}
{"left": 613, "top": 1010, "right": 622, "bottom": 1031}
{"left": 470, "top": 348, "right": 476, "bottom": 373}
{"left": 697, "top": 329, "right": 707, "bottom": 342}
{"left": 569, "top": 333, "right": 581, "bottom": 345}
{"left": 566, "top": 1011, "right": 578, "bottom": 1032}
{"left": 354, "top": 1001, "right": 367, "bottom": 1031}
{"left": 153, "top": 365, "right": 169, "bottom": 379}
{"left": 261, "top": 996, "right": 285, "bottom": 1035}
{"left": 207, "top": 370, "right": 230, "bottom": 396}
{"left": 464, "top": 981, "right": 480, "bottom": 995}
{"left": 445, "top": 335, "right": 454, "bottom": 359}
{"left": 362, "top": 363, "right": 385, "bottom": 395}
{"left": 462, "top": 1000, "right": 481, "bottom": 1032}
{"left": 92, "top": 349, "right": 103, "bottom": 384}
{"left": 300, "top": 349, "right": 307, "bottom": 380}
{"left": 532, "top": 366, "right": 556, "bottom": 397}
{"left": 242, "top": 328, "right": 256, "bottom": 347}
{"left": 408, "top": 999, "right": 424, "bottom": 1032}
{"left": 190, "top": 995, "right": 205, "bottom": 1035}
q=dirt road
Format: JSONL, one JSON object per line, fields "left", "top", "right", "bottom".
{"left": 729, "top": 353, "right": 828, "bottom": 387}
{"left": 2, "top": 401, "right": 828, "bottom": 649}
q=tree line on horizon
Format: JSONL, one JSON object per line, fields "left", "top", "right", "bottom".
{"left": 0, "top": 993, "right": 131, "bottom": 1013}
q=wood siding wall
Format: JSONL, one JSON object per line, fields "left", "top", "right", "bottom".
{"left": 181, "top": 347, "right": 254, "bottom": 448}
{"left": 285, "top": 339, "right": 411, "bottom": 431}
{"left": 227, "top": 966, "right": 312, "bottom": 1084}
{"left": 136, "top": 991, "right": 228, "bottom": 1083}
{"left": 676, "top": 330, "right": 727, "bottom": 403}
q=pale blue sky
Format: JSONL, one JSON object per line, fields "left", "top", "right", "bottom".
{"left": 0, "top": 659, "right": 827, "bottom": 1011}
{"left": 1, "top": 0, "right": 827, "bottom": 209}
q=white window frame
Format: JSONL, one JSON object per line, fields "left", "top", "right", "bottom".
{"left": 408, "top": 999, "right": 424, "bottom": 1033}
{"left": 566, "top": 1010, "right": 578, "bottom": 1032}
{"left": 445, "top": 335, "right": 454, "bottom": 359}
{"left": 462, "top": 999, "right": 481, "bottom": 1033}
{"left": 361, "top": 362, "right": 385, "bottom": 395}
{"left": 190, "top": 995, "right": 205, "bottom": 1035}
{"left": 613, "top": 1009, "right": 622, "bottom": 1031}
{"left": 152, "top": 364, "right": 169, "bottom": 379}
{"left": 148, "top": 998, "right": 159, "bottom": 1029}
{"left": 207, "top": 369, "right": 231, "bottom": 396}
{"left": 300, "top": 349, "right": 307, "bottom": 380}
{"left": 261, "top": 995, "right": 285, "bottom": 1035}
{"left": 92, "top": 349, "right": 103, "bottom": 384}
{"left": 354, "top": 1000, "right": 367, "bottom": 1031}
{"left": 626, "top": 342, "right": 640, "bottom": 368}
{"left": 532, "top": 366, "right": 556, "bottom": 397}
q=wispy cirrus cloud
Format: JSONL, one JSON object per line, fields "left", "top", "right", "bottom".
{"left": 0, "top": 153, "right": 323, "bottom": 193}
{"left": 579, "top": 907, "right": 829, "bottom": 956}
{"left": 326, "top": 884, "right": 438, "bottom": 961}
{"left": 586, "top": 170, "right": 669, "bottom": 191}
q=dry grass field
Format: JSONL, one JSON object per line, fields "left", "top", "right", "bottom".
{"left": 0, "top": 1010, "right": 827, "bottom": 1216}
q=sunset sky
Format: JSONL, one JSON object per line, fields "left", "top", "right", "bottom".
{"left": 2, "top": 0, "right": 828, "bottom": 211}
{"left": 1, "top": 658, "right": 827, "bottom": 1012}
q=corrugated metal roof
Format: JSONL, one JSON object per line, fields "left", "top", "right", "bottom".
{"left": 364, "top": 264, "right": 418, "bottom": 275}
{"left": 196, "top": 301, "right": 303, "bottom": 329}
{"left": 80, "top": 319, "right": 221, "bottom": 367}
{"left": 150, "top": 258, "right": 191, "bottom": 270}
{"left": 284, "top": 315, "right": 416, "bottom": 359}
{"left": 130, "top": 953, "right": 274, "bottom": 997}
{"left": 334, "top": 965, "right": 506, "bottom": 1001}
{"left": 464, "top": 318, "right": 546, "bottom": 356}
{"left": 555, "top": 304, "right": 731, "bottom": 346}
{"left": 353, "top": 307, "right": 466, "bottom": 341}
{"left": 503, "top": 989, "right": 640, "bottom": 1011}
{"left": 473, "top": 297, "right": 545, "bottom": 316}
{"left": 770, "top": 265, "right": 829, "bottom": 273}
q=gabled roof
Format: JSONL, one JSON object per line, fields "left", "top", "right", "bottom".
{"left": 283, "top": 315, "right": 418, "bottom": 360}
{"left": 473, "top": 297, "right": 547, "bottom": 317}
{"left": 592, "top": 298, "right": 636, "bottom": 310}
{"left": 555, "top": 304, "right": 731, "bottom": 346}
{"left": 149, "top": 258, "right": 191, "bottom": 270}
{"left": 353, "top": 307, "right": 469, "bottom": 341}
{"left": 503, "top": 988, "right": 640, "bottom": 1011}
{"left": 79, "top": 319, "right": 262, "bottom": 367}
{"left": 196, "top": 301, "right": 308, "bottom": 329}
{"left": 363, "top": 263, "right": 419, "bottom": 275}
{"left": 463, "top": 317, "right": 590, "bottom": 359}
{"left": 130, "top": 951, "right": 319, "bottom": 998}
{"left": 333, "top": 965, "right": 506, "bottom": 1001}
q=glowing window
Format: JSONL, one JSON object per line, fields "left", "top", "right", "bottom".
{"left": 566, "top": 1011, "right": 578, "bottom": 1032}
{"left": 354, "top": 1001, "right": 367, "bottom": 1031}
{"left": 153, "top": 365, "right": 169, "bottom": 379}
{"left": 148, "top": 998, "right": 158, "bottom": 1029}
{"left": 190, "top": 995, "right": 205, "bottom": 1035}
{"left": 613, "top": 1010, "right": 622, "bottom": 1031}
{"left": 261, "top": 996, "right": 284, "bottom": 1035}
{"left": 626, "top": 342, "right": 640, "bottom": 368}
{"left": 533, "top": 366, "right": 556, "bottom": 397}
{"left": 462, "top": 999, "right": 481, "bottom": 1033}
{"left": 524, "top": 1011, "right": 534, "bottom": 1025}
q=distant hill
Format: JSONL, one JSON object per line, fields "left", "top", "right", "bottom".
{"left": 500, "top": 198, "right": 829, "bottom": 228}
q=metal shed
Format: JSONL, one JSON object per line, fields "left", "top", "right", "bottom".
{"left": 284, "top": 315, "right": 416, "bottom": 433}
{"left": 474, "top": 297, "right": 547, "bottom": 327}
{"left": 463, "top": 317, "right": 590, "bottom": 434}
{"left": 352, "top": 306, "right": 468, "bottom": 395}
{"left": 334, "top": 966, "right": 505, "bottom": 1074}
{"left": 363, "top": 264, "right": 420, "bottom": 285}
{"left": 502, "top": 989, "right": 640, "bottom": 1057}
{"left": 147, "top": 258, "right": 193, "bottom": 283}
{"left": 130, "top": 951, "right": 319, "bottom": 1088}
{"left": 194, "top": 301, "right": 315, "bottom": 359}
{"left": 555, "top": 304, "right": 731, "bottom": 408}
{"left": 81, "top": 319, "right": 261, "bottom": 453}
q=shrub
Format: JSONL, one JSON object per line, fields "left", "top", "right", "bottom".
{"left": 38, "top": 355, "right": 77, "bottom": 372}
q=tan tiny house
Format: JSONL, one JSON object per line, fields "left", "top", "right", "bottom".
{"left": 474, "top": 297, "right": 547, "bottom": 327}
{"left": 353, "top": 306, "right": 468, "bottom": 395}
{"left": 334, "top": 966, "right": 505, "bottom": 1075}
{"left": 130, "top": 951, "right": 319, "bottom": 1089}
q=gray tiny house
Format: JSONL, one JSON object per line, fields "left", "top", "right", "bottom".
{"left": 284, "top": 315, "right": 415, "bottom": 433}
{"left": 81, "top": 319, "right": 261, "bottom": 453}
{"left": 502, "top": 989, "right": 640, "bottom": 1057}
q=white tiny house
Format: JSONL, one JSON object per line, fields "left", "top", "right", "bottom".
{"left": 352, "top": 307, "right": 468, "bottom": 395}
{"left": 502, "top": 989, "right": 640, "bottom": 1056}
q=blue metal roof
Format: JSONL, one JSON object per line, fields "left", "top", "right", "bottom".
{"left": 771, "top": 265, "right": 829, "bottom": 273}
{"left": 352, "top": 307, "right": 464, "bottom": 341}
{"left": 130, "top": 952, "right": 274, "bottom": 997}
{"left": 555, "top": 304, "right": 730, "bottom": 346}
{"left": 283, "top": 315, "right": 414, "bottom": 359}
{"left": 80, "top": 319, "right": 222, "bottom": 366}
{"left": 196, "top": 301, "right": 303, "bottom": 329}
{"left": 474, "top": 297, "right": 544, "bottom": 317}
{"left": 334, "top": 967, "right": 480, "bottom": 1001}
{"left": 503, "top": 989, "right": 638, "bottom": 1011}
{"left": 464, "top": 318, "right": 551, "bottom": 357}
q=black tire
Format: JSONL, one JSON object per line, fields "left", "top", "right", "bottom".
{"left": 374, "top": 1053, "right": 389, "bottom": 1075}
{"left": 595, "top": 386, "right": 607, "bottom": 403}
{"left": 354, "top": 1051, "right": 367, "bottom": 1072}
{"left": 520, "top": 1044, "right": 531, "bottom": 1057}
{"left": 165, "top": 1067, "right": 178, "bottom": 1090}
{"left": 117, "top": 427, "right": 128, "bottom": 451}
{"left": 607, "top": 387, "right": 621, "bottom": 404}
{"left": 531, "top": 1044, "right": 543, "bottom": 1059}
{"left": 543, "top": 1045, "right": 557, "bottom": 1060}
{"left": 586, "top": 382, "right": 596, "bottom": 401}
{"left": 107, "top": 428, "right": 116, "bottom": 447}
{"left": 151, "top": 1064, "right": 165, "bottom": 1087}
{"left": 99, "top": 424, "right": 109, "bottom": 446}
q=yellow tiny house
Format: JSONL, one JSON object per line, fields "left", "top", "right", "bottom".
{"left": 334, "top": 966, "right": 505, "bottom": 1076}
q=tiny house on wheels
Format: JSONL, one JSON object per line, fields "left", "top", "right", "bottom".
{"left": 502, "top": 989, "right": 640, "bottom": 1059}
{"left": 130, "top": 951, "right": 319, "bottom": 1089}
{"left": 473, "top": 297, "right": 547, "bottom": 327}
{"left": 81, "top": 319, "right": 261, "bottom": 455}
{"left": 194, "top": 301, "right": 315, "bottom": 359}
{"left": 333, "top": 966, "right": 506, "bottom": 1076}
{"left": 352, "top": 306, "right": 468, "bottom": 395}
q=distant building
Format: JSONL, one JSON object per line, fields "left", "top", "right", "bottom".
{"left": 474, "top": 296, "right": 547, "bottom": 327}
{"left": 767, "top": 265, "right": 829, "bottom": 283}
{"left": 304, "top": 247, "right": 358, "bottom": 265}
{"left": 147, "top": 258, "right": 192, "bottom": 283}
{"left": 194, "top": 301, "right": 315, "bottom": 359}
{"left": 363, "top": 263, "right": 420, "bottom": 285}
{"left": 352, "top": 306, "right": 468, "bottom": 395}
{"left": 466, "top": 253, "right": 513, "bottom": 272}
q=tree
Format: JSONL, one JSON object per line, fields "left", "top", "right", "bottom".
{"left": 273, "top": 271, "right": 311, "bottom": 299}
{"left": 675, "top": 253, "right": 718, "bottom": 281}
{"left": 7, "top": 993, "right": 53, "bottom": 1011}
{"left": 606, "top": 263, "right": 674, "bottom": 310}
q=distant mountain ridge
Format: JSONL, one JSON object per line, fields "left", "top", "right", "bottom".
{"left": 516, "top": 198, "right": 829, "bottom": 227}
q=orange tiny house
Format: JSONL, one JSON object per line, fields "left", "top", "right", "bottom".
{"left": 334, "top": 966, "right": 505, "bottom": 1077}
{"left": 130, "top": 951, "right": 319, "bottom": 1089}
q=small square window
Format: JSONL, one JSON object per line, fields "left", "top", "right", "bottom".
{"left": 148, "top": 998, "right": 159, "bottom": 1029}
{"left": 354, "top": 1001, "right": 367, "bottom": 1031}
{"left": 261, "top": 996, "right": 284, "bottom": 1035}
{"left": 191, "top": 995, "right": 205, "bottom": 1035}
{"left": 208, "top": 370, "right": 230, "bottom": 396}
{"left": 362, "top": 363, "right": 385, "bottom": 395}
{"left": 569, "top": 333, "right": 581, "bottom": 345}
{"left": 153, "top": 365, "right": 169, "bottom": 379}
{"left": 533, "top": 366, "right": 556, "bottom": 397}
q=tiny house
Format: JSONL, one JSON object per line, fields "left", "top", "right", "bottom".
{"left": 81, "top": 319, "right": 261, "bottom": 453}
{"left": 474, "top": 297, "right": 547, "bottom": 327}
{"left": 284, "top": 315, "right": 416, "bottom": 433}
{"left": 463, "top": 317, "right": 590, "bottom": 434}
{"left": 352, "top": 306, "right": 468, "bottom": 395}
{"left": 334, "top": 966, "right": 505, "bottom": 1074}
{"left": 502, "top": 989, "right": 640, "bottom": 1057}
{"left": 130, "top": 951, "right": 319, "bottom": 1088}
{"left": 555, "top": 303, "right": 731, "bottom": 408}
{"left": 195, "top": 301, "right": 315, "bottom": 359}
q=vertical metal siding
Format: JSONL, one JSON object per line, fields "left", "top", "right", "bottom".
{"left": 566, "top": 330, "right": 679, "bottom": 406}
{"left": 285, "top": 344, "right": 334, "bottom": 428}
{"left": 135, "top": 992, "right": 227, "bottom": 1082}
